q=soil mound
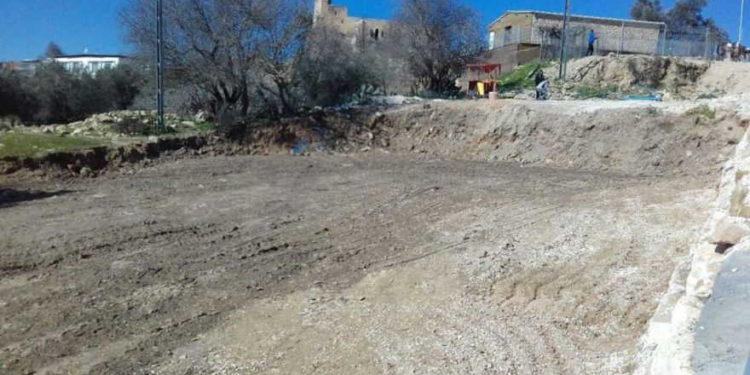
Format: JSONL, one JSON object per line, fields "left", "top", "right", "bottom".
{"left": 563, "top": 55, "right": 709, "bottom": 92}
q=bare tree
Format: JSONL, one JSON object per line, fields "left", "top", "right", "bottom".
{"left": 121, "top": 0, "right": 310, "bottom": 118}
{"left": 390, "top": 0, "right": 484, "bottom": 95}
{"left": 253, "top": 0, "right": 311, "bottom": 115}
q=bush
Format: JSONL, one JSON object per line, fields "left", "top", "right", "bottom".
{"left": 295, "top": 26, "right": 379, "bottom": 107}
{"left": 112, "top": 115, "right": 174, "bottom": 136}
{"left": 686, "top": 104, "right": 715, "bottom": 119}
{"left": 0, "top": 71, "right": 38, "bottom": 120}
{"left": 0, "top": 62, "right": 144, "bottom": 125}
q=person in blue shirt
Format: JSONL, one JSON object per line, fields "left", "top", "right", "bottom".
{"left": 587, "top": 29, "right": 598, "bottom": 56}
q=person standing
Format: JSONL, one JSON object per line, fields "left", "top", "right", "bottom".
{"left": 587, "top": 29, "right": 598, "bottom": 56}
{"left": 535, "top": 70, "right": 550, "bottom": 100}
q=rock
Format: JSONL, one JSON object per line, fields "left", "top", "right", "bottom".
{"left": 710, "top": 215, "right": 750, "bottom": 245}
{"left": 181, "top": 121, "right": 196, "bottom": 127}
{"left": 195, "top": 111, "right": 208, "bottom": 122}
{"left": 79, "top": 167, "right": 94, "bottom": 178}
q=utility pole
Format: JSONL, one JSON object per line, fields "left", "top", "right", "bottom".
{"left": 741, "top": 0, "right": 746, "bottom": 44}
{"left": 559, "top": 0, "right": 571, "bottom": 80}
{"left": 156, "top": 0, "right": 165, "bottom": 131}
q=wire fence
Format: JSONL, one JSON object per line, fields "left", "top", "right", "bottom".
{"left": 490, "top": 25, "right": 750, "bottom": 63}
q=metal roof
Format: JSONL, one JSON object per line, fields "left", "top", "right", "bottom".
{"left": 490, "top": 10, "right": 666, "bottom": 29}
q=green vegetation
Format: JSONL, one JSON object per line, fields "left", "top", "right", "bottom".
{"left": 686, "top": 104, "right": 716, "bottom": 120}
{"left": 497, "top": 61, "right": 549, "bottom": 92}
{"left": 0, "top": 63, "right": 144, "bottom": 125}
{"left": 0, "top": 132, "right": 107, "bottom": 158}
{"left": 574, "top": 85, "right": 621, "bottom": 99}
{"left": 111, "top": 116, "right": 176, "bottom": 136}
{"left": 194, "top": 121, "right": 216, "bottom": 133}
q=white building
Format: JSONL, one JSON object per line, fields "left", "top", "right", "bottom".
{"left": 52, "top": 54, "right": 126, "bottom": 74}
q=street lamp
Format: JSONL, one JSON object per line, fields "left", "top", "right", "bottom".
{"left": 740, "top": 0, "right": 746, "bottom": 44}
{"left": 156, "top": 0, "right": 165, "bottom": 131}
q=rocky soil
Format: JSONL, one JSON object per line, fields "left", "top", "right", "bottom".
{"left": 1, "top": 97, "right": 748, "bottom": 374}
{"left": 1, "top": 153, "right": 714, "bottom": 375}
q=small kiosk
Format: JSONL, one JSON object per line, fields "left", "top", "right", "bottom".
{"left": 466, "top": 64, "right": 501, "bottom": 98}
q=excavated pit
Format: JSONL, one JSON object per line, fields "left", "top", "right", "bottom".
{"left": 1, "top": 99, "right": 747, "bottom": 374}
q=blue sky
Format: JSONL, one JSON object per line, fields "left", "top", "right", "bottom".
{"left": 0, "top": 0, "right": 746, "bottom": 61}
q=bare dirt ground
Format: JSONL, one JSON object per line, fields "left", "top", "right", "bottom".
{"left": 1, "top": 150, "right": 715, "bottom": 375}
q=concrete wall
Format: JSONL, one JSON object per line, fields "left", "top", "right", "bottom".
{"left": 489, "top": 12, "right": 663, "bottom": 55}
{"left": 535, "top": 14, "right": 662, "bottom": 55}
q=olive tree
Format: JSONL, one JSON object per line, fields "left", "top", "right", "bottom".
{"left": 121, "top": 0, "right": 310, "bottom": 118}
{"left": 390, "top": 0, "right": 484, "bottom": 95}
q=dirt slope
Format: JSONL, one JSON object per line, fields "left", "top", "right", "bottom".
{"left": 562, "top": 55, "right": 709, "bottom": 92}
{"left": 374, "top": 99, "right": 745, "bottom": 176}
{"left": 696, "top": 61, "right": 750, "bottom": 97}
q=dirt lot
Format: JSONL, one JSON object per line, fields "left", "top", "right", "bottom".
{"left": 1, "top": 149, "right": 715, "bottom": 374}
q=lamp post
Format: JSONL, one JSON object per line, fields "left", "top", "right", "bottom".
{"left": 741, "top": 0, "right": 746, "bottom": 44}
{"left": 559, "top": 0, "right": 571, "bottom": 80}
{"left": 156, "top": 0, "right": 165, "bottom": 131}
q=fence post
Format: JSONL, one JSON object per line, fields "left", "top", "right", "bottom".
{"left": 619, "top": 22, "right": 625, "bottom": 55}
{"left": 704, "top": 27, "right": 710, "bottom": 60}
{"left": 539, "top": 30, "right": 544, "bottom": 60}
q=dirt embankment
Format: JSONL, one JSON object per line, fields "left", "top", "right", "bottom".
{"left": 560, "top": 55, "right": 709, "bottom": 92}
{"left": 374, "top": 100, "right": 746, "bottom": 175}
{"left": 2, "top": 100, "right": 746, "bottom": 179}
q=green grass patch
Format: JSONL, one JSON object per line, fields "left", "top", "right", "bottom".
{"left": 497, "top": 61, "right": 549, "bottom": 92}
{"left": 0, "top": 132, "right": 107, "bottom": 158}
{"left": 686, "top": 104, "right": 716, "bottom": 120}
{"left": 194, "top": 121, "right": 216, "bottom": 133}
{"left": 574, "top": 85, "right": 620, "bottom": 99}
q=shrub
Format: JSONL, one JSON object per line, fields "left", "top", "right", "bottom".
{"left": 0, "top": 71, "right": 38, "bottom": 121}
{"left": 295, "top": 26, "right": 379, "bottom": 107}
{"left": 686, "top": 104, "right": 715, "bottom": 119}
{"left": 112, "top": 115, "right": 174, "bottom": 136}
{"left": 0, "top": 62, "right": 144, "bottom": 125}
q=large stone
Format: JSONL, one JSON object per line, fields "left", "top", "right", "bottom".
{"left": 709, "top": 215, "right": 750, "bottom": 245}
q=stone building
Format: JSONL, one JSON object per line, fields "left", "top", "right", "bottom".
{"left": 313, "top": 0, "right": 390, "bottom": 46}
{"left": 487, "top": 10, "right": 666, "bottom": 71}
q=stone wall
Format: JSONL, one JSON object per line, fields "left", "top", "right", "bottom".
{"left": 314, "top": 0, "right": 390, "bottom": 45}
